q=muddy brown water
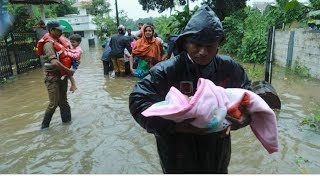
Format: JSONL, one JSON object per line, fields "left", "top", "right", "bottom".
{"left": 0, "top": 48, "right": 319, "bottom": 174}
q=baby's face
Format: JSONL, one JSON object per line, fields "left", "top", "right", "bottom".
{"left": 70, "top": 40, "right": 80, "bottom": 47}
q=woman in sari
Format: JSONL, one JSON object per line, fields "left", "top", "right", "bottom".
{"left": 129, "top": 24, "right": 166, "bottom": 79}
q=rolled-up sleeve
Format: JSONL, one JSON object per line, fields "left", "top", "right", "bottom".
{"left": 43, "top": 42, "right": 57, "bottom": 63}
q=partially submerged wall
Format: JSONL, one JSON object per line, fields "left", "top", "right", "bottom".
{"left": 273, "top": 28, "right": 320, "bottom": 79}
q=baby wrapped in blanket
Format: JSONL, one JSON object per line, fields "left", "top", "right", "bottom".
{"left": 142, "top": 78, "right": 279, "bottom": 154}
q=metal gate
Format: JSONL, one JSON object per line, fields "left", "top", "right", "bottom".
{"left": 8, "top": 32, "right": 41, "bottom": 74}
{"left": 0, "top": 38, "right": 13, "bottom": 79}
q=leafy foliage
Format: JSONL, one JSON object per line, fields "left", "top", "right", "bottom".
{"left": 241, "top": 63, "right": 265, "bottom": 81}
{"left": 7, "top": 1, "right": 77, "bottom": 33}
{"left": 31, "top": 5, "right": 58, "bottom": 19}
{"left": 222, "top": 0, "right": 310, "bottom": 64}
{"left": 301, "top": 113, "right": 320, "bottom": 130}
{"left": 283, "top": 0, "right": 305, "bottom": 25}
{"left": 80, "top": 0, "right": 114, "bottom": 42}
{"left": 138, "top": 0, "right": 197, "bottom": 13}
{"left": 138, "top": 0, "right": 175, "bottom": 13}
{"left": 81, "top": 0, "right": 111, "bottom": 16}
{"left": 121, "top": 17, "right": 137, "bottom": 31}
{"left": 300, "top": 100, "right": 320, "bottom": 132}
{"left": 222, "top": 8, "right": 269, "bottom": 64}
{"left": 7, "top": 5, "right": 37, "bottom": 32}
{"left": 154, "top": 15, "right": 176, "bottom": 38}
{"left": 264, "top": 5, "right": 286, "bottom": 29}
{"left": 167, "top": 5, "right": 199, "bottom": 34}
{"left": 94, "top": 15, "right": 116, "bottom": 42}
{"left": 55, "top": 0, "right": 78, "bottom": 17}
{"left": 274, "top": 0, "right": 307, "bottom": 26}
{"left": 310, "top": 0, "right": 320, "bottom": 10}
{"left": 239, "top": 9, "right": 269, "bottom": 63}
{"left": 293, "top": 61, "right": 311, "bottom": 78}
{"left": 221, "top": 9, "right": 246, "bottom": 55}
{"left": 203, "top": 0, "right": 247, "bottom": 20}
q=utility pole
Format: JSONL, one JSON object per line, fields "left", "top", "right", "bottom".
{"left": 115, "top": 0, "right": 119, "bottom": 27}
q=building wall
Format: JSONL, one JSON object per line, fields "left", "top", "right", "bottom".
{"left": 63, "top": 15, "right": 97, "bottom": 31}
{"left": 273, "top": 28, "right": 320, "bottom": 79}
{"left": 45, "top": 15, "right": 97, "bottom": 51}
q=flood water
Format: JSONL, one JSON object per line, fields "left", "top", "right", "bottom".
{"left": 0, "top": 47, "right": 319, "bottom": 174}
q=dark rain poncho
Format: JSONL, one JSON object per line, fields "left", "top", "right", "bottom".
{"left": 129, "top": 5, "right": 251, "bottom": 173}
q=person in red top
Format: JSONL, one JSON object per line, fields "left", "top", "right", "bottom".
{"left": 37, "top": 21, "right": 75, "bottom": 129}
{"left": 38, "top": 33, "right": 83, "bottom": 93}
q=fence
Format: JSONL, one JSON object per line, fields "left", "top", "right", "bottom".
{"left": 0, "top": 38, "right": 13, "bottom": 79}
{"left": 0, "top": 32, "right": 41, "bottom": 79}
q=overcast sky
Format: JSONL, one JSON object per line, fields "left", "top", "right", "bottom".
{"left": 109, "top": 0, "right": 202, "bottom": 20}
{"left": 109, "top": 0, "right": 310, "bottom": 20}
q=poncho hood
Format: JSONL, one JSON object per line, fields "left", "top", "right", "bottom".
{"left": 175, "top": 5, "right": 224, "bottom": 52}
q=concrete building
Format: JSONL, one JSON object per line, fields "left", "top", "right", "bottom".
{"left": 45, "top": 0, "right": 98, "bottom": 51}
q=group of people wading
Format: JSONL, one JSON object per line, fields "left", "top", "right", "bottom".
{"left": 37, "top": 5, "right": 279, "bottom": 174}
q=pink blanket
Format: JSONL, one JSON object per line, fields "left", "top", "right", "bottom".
{"left": 142, "top": 78, "right": 278, "bottom": 154}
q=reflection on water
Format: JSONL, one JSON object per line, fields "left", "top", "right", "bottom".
{"left": 0, "top": 48, "right": 319, "bottom": 173}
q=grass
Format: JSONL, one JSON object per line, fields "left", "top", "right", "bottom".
{"left": 301, "top": 112, "right": 320, "bottom": 131}
{"left": 241, "top": 63, "right": 265, "bottom": 81}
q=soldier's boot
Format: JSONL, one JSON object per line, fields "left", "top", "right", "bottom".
{"left": 41, "top": 112, "right": 54, "bottom": 129}
{"left": 60, "top": 106, "right": 71, "bottom": 123}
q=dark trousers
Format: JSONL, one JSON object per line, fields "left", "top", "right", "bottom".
{"left": 42, "top": 75, "right": 71, "bottom": 128}
{"left": 102, "top": 60, "right": 113, "bottom": 75}
{"left": 125, "top": 61, "right": 131, "bottom": 76}
{"left": 155, "top": 133, "right": 231, "bottom": 174}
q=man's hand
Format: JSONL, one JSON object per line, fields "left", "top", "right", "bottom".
{"left": 51, "top": 59, "right": 75, "bottom": 76}
{"left": 175, "top": 118, "right": 210, "bottom": 135}
{"left": 219, "top": 126, "right": 231, "bottom": 138}
{"left": 67, "top": 69, "right": 75, "bottom": 76}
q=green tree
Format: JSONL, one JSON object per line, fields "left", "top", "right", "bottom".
{"left": 138, "top": 0, "right": 197, "bottom": 13}
{"left": 264, "top": 4, "right": 285, "bottom": 29}
{"left": 221, "top": 9, "right": 246, "bottom": 55}
{"left": 94, "top": 15, "right": 117, "bottom": 41}
{"left": 30, "top": 5, "right": 57, "bottom": 19}
{"left": 7, "top": 5, "right": 37, "bottom": 32}
{"left": 283, "top": 0, "right": 304, "bottom": 24}
{"left": 81, "top": 0, "right": 111, "bottom": 16}
{"left": 239, "top": 8, "right": 268, "bottom": 63}
{"left": 154, "top": 15, "right": 175, "bottom": 37}
{"left": 118, "top": 10, "right": 129, "bottom": 27}
{"left": 222, "top": 6, "right": 276, "bottom": 64}
{"left": 203, "top": 0, "right": 247, "bottom": 20}
{"left": 275, "top": 0, "right": 307, "bottom": 26}
{"left": 122, "top": 18, "right": 136, "bottom": 31}
{"left": 310, "top": 0, "right": 320, "bottom": 10}
{"left": 167, "top": 5, "right": 199, "bottom": 34}
{"left": 55, "top": 0, "right": 78, "bottom": 17}
{"left": 81, "top": 0, "right": 114, "bottom": 41}
{"left": 138, "top": 0, "right": 174, "bottom": 13}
